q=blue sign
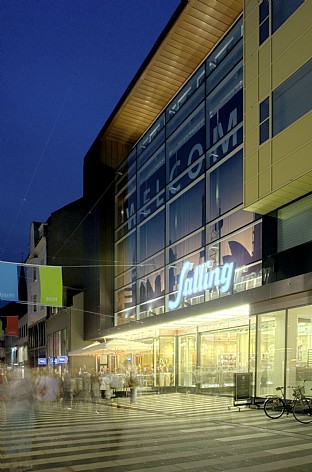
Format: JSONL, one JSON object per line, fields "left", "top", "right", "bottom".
{"left": 38, "top": 358, "right": 47, "bottom": 366}
{"left": 168, "top": 260, "right": 235, "bottom": 310}
{"left": 49, "top": 357, "right": 58, "bottom": 365}
{"left": 58, "top": 355, "right": 67, "bottom": 364}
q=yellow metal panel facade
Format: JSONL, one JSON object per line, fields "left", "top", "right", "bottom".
{"left": 243, "top": 0, "right": 312, "bottom": 214}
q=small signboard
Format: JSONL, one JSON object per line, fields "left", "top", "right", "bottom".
{"left": 49, "top": 357, "right": 58, "bottom": 365}
{"left": 234, "top": 372, "right": 252, "bottom": 407}
{"left": 58, "top": 355, "right": 68, "bottom": 364}
{"left": 38, "top": 358, "right": 47, "bottom": 366}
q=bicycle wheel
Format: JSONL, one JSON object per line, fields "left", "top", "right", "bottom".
{"left": 293, "top": 398, "right": 312, "bottom": 424}
{"left": 264, "top": 397, "right": 285, "bottom": 419}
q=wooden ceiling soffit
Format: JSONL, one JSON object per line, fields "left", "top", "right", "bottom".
{"left": 101, "top": 0, "right": 243, "bottom": 149}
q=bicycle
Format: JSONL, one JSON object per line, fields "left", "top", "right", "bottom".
{"left": 263, "top": 380, "right": 312, "bottom": 424}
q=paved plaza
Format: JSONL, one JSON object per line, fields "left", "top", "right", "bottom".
{"left": 1, "top": 393, "right": 312, "bottom": 471}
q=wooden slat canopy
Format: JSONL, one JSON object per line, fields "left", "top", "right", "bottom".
{"left": 99, "top": 0, "right": 243, "bottom": 162}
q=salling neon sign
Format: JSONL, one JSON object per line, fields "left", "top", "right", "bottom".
{"left": 168, "top": 260, "right": 235, "bottom": 311}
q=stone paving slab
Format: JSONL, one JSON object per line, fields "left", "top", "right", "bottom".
{"left": 1, "top": 394, "right": 312, "bottom": 471}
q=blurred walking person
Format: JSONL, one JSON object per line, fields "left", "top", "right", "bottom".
{"left": 4, "top": 368, "right": 35, "bottom": 471}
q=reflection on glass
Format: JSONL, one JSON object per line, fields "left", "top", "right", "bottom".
{"left": 115, "top": 231, "right": 136, "bottom": 277}
{"left": 168, "top": 178, "right": 205, "bottom": 244}
{"left": 208, "top": 150, "right": 243, "bottom": 222}
{"left": 286, "top": 305, "right": 312, "bottom": 398}
{"left": 200, "top": 327, "right": 249, "bottom": 394}
{"left": 167, "top": 103, "right": 205, "bottom": 183}
{"left": 157, "top": 337, "right": 175, "bottom": 387}
{"left": 256, "top": 311, "right": 286, "bottom": 396}
{"left": 138, "top": 210, "right": 165, "bottom": 262}
{"left": 179, "top": 336, "right": 196, "bottom": 387}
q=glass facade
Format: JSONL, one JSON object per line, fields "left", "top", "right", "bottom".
{"left": 110, "top": 14, "right": 312, "bottom": 397}
{"left": 114, "top": 18, "right": 262, "bottom": 325}
{"left": 255, "top": 304, "right": 312, "bottom": 399}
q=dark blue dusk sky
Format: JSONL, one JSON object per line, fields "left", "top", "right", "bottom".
{"left": 0, "top": 0, "right": 180, "bottom": 263}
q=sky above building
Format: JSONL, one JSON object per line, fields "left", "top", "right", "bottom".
{"left": 0, "top": 0, "right": 181, "bottom": 263}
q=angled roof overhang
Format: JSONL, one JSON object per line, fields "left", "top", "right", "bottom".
{"left": 98, "top": 0, "right": 243, "bottom": 160}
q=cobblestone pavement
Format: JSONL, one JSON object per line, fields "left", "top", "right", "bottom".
{"left": 1, "top": 393, "right": 312, "bottom": 471}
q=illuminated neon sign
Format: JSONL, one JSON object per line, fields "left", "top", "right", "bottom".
{"left": 168, "top": 260, "right": 235, "bottom": 310}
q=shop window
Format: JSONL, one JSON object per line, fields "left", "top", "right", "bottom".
{"left": 256, "top": 311, "right": 286, "bottom": 397}
{"left": 178, "top": 335, "right": 196, "bottom": 388}
{"left": 259, "top": 97, "right": 270, "bottom": 144}
{"left": 286, "top": 305, "right": 312, "bottom": 397}
{"left": 200, "top": 327, "right": 249, "bottom": 393}
{"left": 272, "top": 58, "right": 312, "bottom": 137}
{"left": 156, "top": 337, "right": 175, "bottom": 387}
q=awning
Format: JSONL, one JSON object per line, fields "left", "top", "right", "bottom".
{"left": 68, "top": 339, "right": 152, "bottom": 357}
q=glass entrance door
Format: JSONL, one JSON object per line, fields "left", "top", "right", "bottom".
{"left": 178, "top": 335, "right": 196, "bottom": 387}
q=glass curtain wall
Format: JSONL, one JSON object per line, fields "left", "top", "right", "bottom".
{"left": 114, "top": 16, "right": 261, "bottom": 325}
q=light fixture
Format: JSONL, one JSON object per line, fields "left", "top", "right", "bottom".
{"left": 169, "top": 186, "right": 178, "bottom": 194}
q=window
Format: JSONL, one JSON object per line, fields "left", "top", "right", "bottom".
{"left": 259, "top": 0, "right": 304, "bottom": 45}
{"left": 208, "top": 150, "right": 243, "bottom": 222}
{"left": 32, "top": 294, "right": 37, "bottom": 312}
{"left": 259, "top": 0, "right": 269, "bottom": 45}
{"left": 277, "top": 194, "right": 312, "bottom": 252}
{"left": 168, "top": 178, "right": 205, "bottom": 244}
{"left": 207, "top": 61, "right": 243, "bottom": 165}
{"left": 167, "top": 103, "right": 205, "bottom": 183}
{"left": 166, "top": 65, "right": 205, "bottom": 137}
{"left": 138, "top": 145, "right": 165, "bottom": 210}
{"left": 116, "top": 176, "right": 136, "bottom": 229}
{"left": 137, "top": 115, "right": 165, "bottom": 168}
{"left": 272, "top": 0, "right": 304, "bottom": 33}
{"left": 257, "top": 311, "right": 286, "bottom": 396}
{"left": 272, "top": 58, "right": 312, "bottom": 137}
{"left": 138, "top": 210, "right": 165, "bottom": 262}
{"left": 259, "top": 97, "right": 270, "bottom": 144}
{"left": 115, "top": 230, "right": 136, "bottom": 277}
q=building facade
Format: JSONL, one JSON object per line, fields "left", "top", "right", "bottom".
{"left": 26, "top": 199, "right": 85, "bottom": 368}
{"left": 81, "top": 0, "right": 312, "bottom": 399}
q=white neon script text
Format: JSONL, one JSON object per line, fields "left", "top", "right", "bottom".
{"left": 168, "top": 260, "right": 235, "bottom": 310}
